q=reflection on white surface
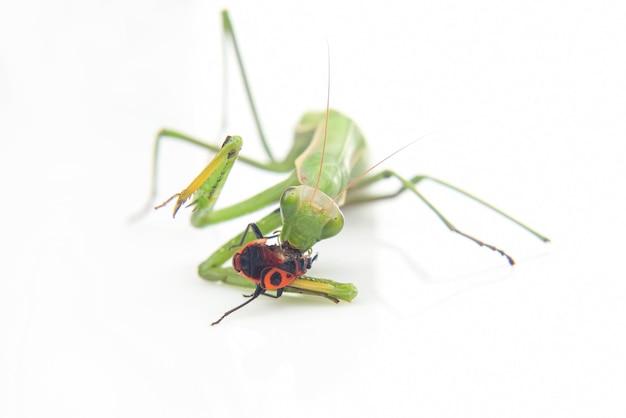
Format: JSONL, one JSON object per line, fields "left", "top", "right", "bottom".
{"left": 2, "top": 1, "right": 625, "bottom": 417}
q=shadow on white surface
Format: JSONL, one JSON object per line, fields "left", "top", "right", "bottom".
{"left": 2, "top": 1, "right": 625, "bottom": 417}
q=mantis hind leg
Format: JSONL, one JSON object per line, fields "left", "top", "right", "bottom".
{"left": 345, "top": 171, "right": 550, "bottom": 265}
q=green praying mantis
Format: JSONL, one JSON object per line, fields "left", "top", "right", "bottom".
{"left": 137, "top": 10, "right": 549, "bottom": 324}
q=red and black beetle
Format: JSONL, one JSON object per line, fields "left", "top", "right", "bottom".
{"left": 211, "top": 223, "right": 317, "bottom": 325}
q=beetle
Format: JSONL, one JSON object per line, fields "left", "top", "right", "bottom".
{"left": 211, "top": 222, "right": 319, "bottom": 325}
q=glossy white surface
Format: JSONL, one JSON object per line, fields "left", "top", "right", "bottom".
{"left": 2, "top": 1, "right": 624, "bottom": 417}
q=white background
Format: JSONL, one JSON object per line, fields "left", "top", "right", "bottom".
{"left": 2, "top": 1, "right": 625, "bottom": 417}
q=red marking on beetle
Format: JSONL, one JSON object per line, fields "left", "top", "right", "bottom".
{"left": 211, "top": 223, "right": 316, "bottom": 325}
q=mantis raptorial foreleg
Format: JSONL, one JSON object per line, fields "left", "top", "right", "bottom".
{"left": 197, "top": 209, "right": 357, "bottom": 302}
{"left": 131, "top": 128, "right": 303, "bottom": 224}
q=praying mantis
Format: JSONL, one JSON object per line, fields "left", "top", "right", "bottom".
{"left": 138, "top": 10, "right": 549, "bottom": 324}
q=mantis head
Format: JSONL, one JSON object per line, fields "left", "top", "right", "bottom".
{"left": 279, "top": 185, "right": 344, "bottom": 252}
